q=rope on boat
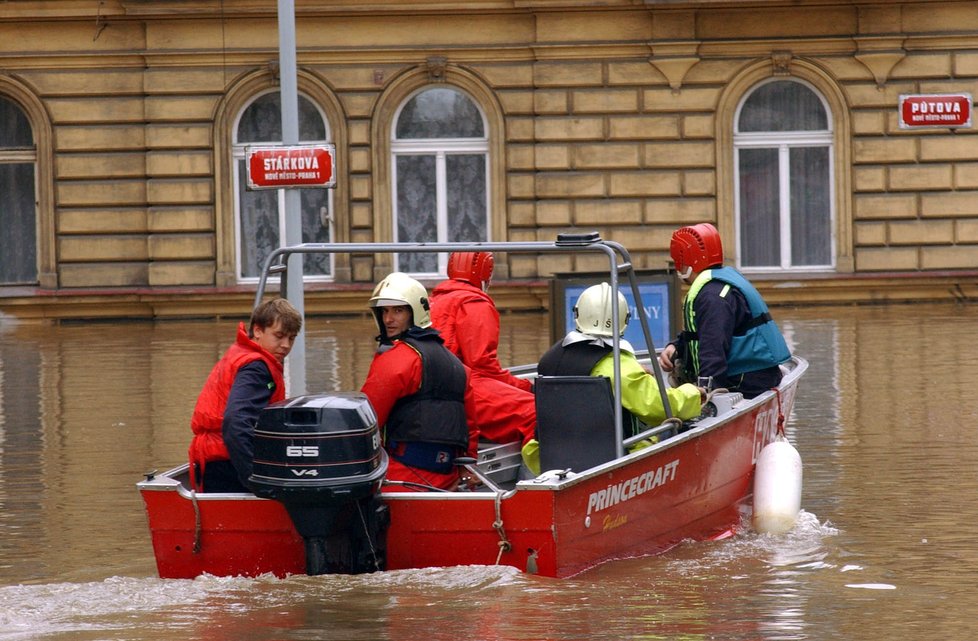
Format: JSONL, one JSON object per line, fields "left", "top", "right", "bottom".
{"left": 356, "top": 500, "right": 383, "bottom": 572}
{"left": 662, "top": 416, "right": 683, "bottom": 433}
{"left": 704, "top": 387, "right": 728, "bottom": 405}
{"left": 492, "top": 490, "right": 512, "bottom": 564}
{"left": 773, "top": 388, "right": 786, "bottom": 437}
{"left": 190, "top": 489, "right": 202, "bottom": 554}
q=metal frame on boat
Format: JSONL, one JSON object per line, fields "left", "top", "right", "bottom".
{"left": 138, "top": 234, "right": 808, "bottom": 579}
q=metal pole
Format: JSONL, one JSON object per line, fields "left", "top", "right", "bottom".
{"left": 277, "top": 0, "right": 306, "bottom": 395}
{"left": 608, "top": 254, "right": 625, "bottom": 458}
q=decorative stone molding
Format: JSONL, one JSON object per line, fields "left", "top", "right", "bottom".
{"left": 648, "top": 41, "right": 700, "bottom": 92}
{"left": 854, "top": 37, "right": 907, "bottom": 89}
{"left": 772, "top": 50, "right": 792, "bottom": 76}
{"left": 426, "top": 56, "right": 448, "bottom": 82}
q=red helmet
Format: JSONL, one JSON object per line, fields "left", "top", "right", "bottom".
{"left": 447, "top": 251, "right": 494, "bottom": 291}
{"left": 670, "top": 223, "right": 723, "bottom": 278}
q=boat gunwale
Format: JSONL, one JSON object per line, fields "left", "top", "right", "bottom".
{"left": 137, "top": 463, "right": 520, "bottom": 501}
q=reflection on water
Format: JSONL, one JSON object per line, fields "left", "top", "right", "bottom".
{"left": 3, "top": 305, "right": 978, "bottom": 639}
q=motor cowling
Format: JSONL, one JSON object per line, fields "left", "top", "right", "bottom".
{"left": 249, "top": 392, "right": 390, "bottom": 575}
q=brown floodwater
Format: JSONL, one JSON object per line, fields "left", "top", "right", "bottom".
{"left": 1, "top": 304, "right": 977, "bottom": 640}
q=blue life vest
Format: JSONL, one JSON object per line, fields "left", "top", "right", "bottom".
{"left": 683, "top": 267, "right": 791, "bottom": 377}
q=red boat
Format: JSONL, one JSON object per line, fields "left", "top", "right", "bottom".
{"left": 137, "top": 236, "right": 808, "bottom": 579}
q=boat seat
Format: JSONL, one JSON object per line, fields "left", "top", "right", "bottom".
{"left": 534, "top": 375, "right": 618, "bottom": 473}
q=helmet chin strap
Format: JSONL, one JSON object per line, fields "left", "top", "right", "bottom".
{"left": 678, "top": 265, "right": 693, "bottom": 280}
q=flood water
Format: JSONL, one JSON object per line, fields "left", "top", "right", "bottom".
{"left": 1, "top": 303, "right": 977, "bottom": 640}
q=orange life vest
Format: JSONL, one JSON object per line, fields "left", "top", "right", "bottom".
{"left": 187, "top": 322, "right": 285, "bottom": 491}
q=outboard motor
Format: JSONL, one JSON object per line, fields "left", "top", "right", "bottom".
{"left": 249, "top": 392, "right": 389, "bottom": 575}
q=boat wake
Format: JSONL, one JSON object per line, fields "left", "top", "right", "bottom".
{"left": 0, "top": 566, "right": 530, "bottom": 640}
{"left": 0, "top": 576, "right": 206, "bottom": 640}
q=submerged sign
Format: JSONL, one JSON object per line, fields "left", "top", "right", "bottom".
{"left": 899, "top": 93, "right": 972, "bottom": 129}
{"left": 247, "top": 144, "right": 336, "bottom": 189}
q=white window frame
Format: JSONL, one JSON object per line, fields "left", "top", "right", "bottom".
{"left": 733, "top": 78, "right": 835, "bottom": 273}
{"left": 390, "top": 88, "right": 490, "bottom": 277}
{"left": 0, "top": 144, "right": 38, "bottom": 285}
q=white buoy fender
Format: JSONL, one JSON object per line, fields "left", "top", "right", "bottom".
{"left": 752, "top": 435, "right": 803, "bottom": 534}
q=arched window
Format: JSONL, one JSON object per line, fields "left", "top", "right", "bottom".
{"left": 734, "top": 79, "right": 834, "bottom": 271}
{"left": 0, "top": 96, "right": 37, "bottom": 285}
{"left": 391, "top": 87, "right": 489, "bottom": 275}
{"left": 232, "top": 91, "right": 332, "bottom": 283}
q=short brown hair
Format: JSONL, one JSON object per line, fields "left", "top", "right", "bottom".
{"left": 249, "top": 298, "right": 302, "bottom": 337}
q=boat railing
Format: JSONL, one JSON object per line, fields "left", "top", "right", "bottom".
{"left": 622, "top": 421, "right": 685, "bottom": 450}
{"left": 253, "top": 232, "right": 676, "bottom": 459}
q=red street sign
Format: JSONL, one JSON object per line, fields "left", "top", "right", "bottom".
{"left": 246, "top": 144, "right": 336, "bottom": 189}
{"left": 899, "top": 93, "right": 972, "bottom": 129}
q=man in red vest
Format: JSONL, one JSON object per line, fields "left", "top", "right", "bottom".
{"left": 188, "top": 298, "right": 302, "bottom": 492}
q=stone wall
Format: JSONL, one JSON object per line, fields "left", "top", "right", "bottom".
{"left": 0, "top": 0, "right": 977, "bottom": 300}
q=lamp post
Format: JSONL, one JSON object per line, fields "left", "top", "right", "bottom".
{"left": 276, "top": 0, "right": 306, "bottom": 395}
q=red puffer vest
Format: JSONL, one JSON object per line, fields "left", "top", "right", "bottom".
{"left": 187, "top": 323, "right": 285, "bottom": 491}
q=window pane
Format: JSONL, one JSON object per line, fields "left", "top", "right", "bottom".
{"left": 238, "top": 93, "right": 281, "bottom": 142}
{"left": 739, "top": 81, "right": 827, "bottom": 132}
{"left": 300, "top": 188, "right": 331, "bottom": 276}
{"left": 446, "top": 154, "right": 486, "bottom": 242}
{"left": 298, "top": 97, "right": 327, "bottom": 140}
{"left": 395, "top": 88, "right": 484, "bottom": 139}
{"left": 790, "top": 147, "right": 831, "bottom": 266}
{"left": 237, "top": 159, "right": 280, "bottom": 279}
{"left": 0, "top": 163, "right": 37, "bottom": 283}
{"left": 739, "top": 148, "right": 780, "bottom": 267}
{"left": 395, "top": 154, "right": 438, "bottom": 272}
{"left": 237, "top": 94, "right": 326, "bottom": 143}
{"left": 0, "top": 97, "right": 33, "bottom": 147}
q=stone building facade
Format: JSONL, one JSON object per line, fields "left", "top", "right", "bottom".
{"left": 2, "top": 0, "right": 978, "bottom": 318}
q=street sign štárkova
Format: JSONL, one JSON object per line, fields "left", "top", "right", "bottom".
{"left": 899, "top": 93, "right": 972, "bottom": 129}
{"left": 246, "top": 144, "right": 336, "bottom": 189}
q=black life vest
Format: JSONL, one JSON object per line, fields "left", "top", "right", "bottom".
{"left": 385, "top": 335, "right": 469, "bottom": 450}
{"left": 537, "top": 340, "right": 610, "bottom": 376}
{"left": 536, "top": 339, "right": 644, "bottom": 438}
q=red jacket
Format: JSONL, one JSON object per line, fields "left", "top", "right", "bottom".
{"left": 466, "top": 371, "right": 537, "bottom": 445}
{"left": 429, "top": 279, "right": 533, "bottom": 393}
{"left": 188, "top": 323, "right": 285, "bottom": 491}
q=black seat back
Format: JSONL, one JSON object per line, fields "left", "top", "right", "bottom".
{"left": 534, "top": 376, "right": 618, "bottom": 472}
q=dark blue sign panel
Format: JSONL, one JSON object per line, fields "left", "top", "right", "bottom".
{"left": 550, "top": 272, "right": 679, "bottom": 354}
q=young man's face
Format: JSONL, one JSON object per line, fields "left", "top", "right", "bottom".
{"left": 253, "top": 319, "right": 298, "bottom": 362}
{"left": 381, "top": 305, "right": 412, "bottom": 338}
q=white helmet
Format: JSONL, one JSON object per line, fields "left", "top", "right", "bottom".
{"left": 369, "top": 272, "right": 432, "bottom": 329}
{"left": 573, "top": 282, "right": 630, "bottom": 337}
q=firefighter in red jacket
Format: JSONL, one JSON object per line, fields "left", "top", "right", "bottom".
{"left": 430, "top": 252, "right": 537, "bottom": 446}
{"left": 188, "top": 298, "right": 302, "bottom": 492}
{"left": 361, "top": 272, "right": 474, "bottom": 492}
{"left": 430, "top": 252, "right": 533, "bottom": 392}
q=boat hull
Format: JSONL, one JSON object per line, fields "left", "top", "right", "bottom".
{"left": 139, "top": 357, "right": 804, "bottom": 579}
